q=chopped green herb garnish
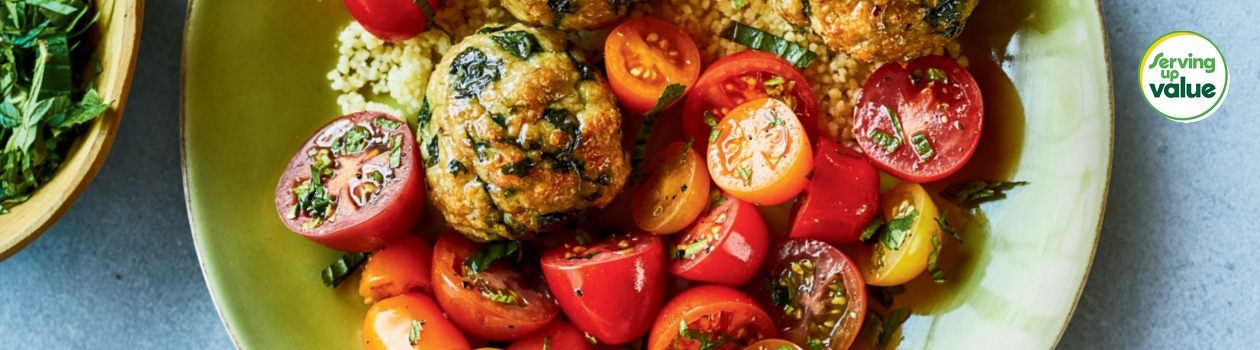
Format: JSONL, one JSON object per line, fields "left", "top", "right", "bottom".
{"left": 408, "top": 319, "right": 424, "bottom": 345}
{"left": 719, "top": 22, "right": 816, "bottom": 68}
{"left": 389, "top": 135, "right": 403, "bottom": 168}
{"left": 769, "top": 110, "right": 783, "bottom": 127}
{"left": 775, "top": 346, "right": 792, "bottom": 350}
{"left": 629, "top": 83, "right": 687, "bottom": 185}
{"left": 677, "top": 320, "right": 735, "bottom": 350}
{"left": 869, "top": 130, "right": 900, "bottom": 154}
{"left": 321, "top": 252, "right": 370, "bottom": 287}
{"left": 677, "top": 240, "right": 709, "bottom": 260}
{"left": 732, "top": 0, "right": 748, "bottom": 9}
{"left": 860, "top": 216, "right": 886, "bottom": 242}
{"left": 585, "top": 333, "right": 598, "bottom": 345}
{"left": 463, "top": 241, "right": 522, "bottom": 274}
{"left": 339, "top": 125, "right": 372, "bottom": 154}
{"left": 927, "top": 67, "right": 949, "bottom": 83}
{"left": 767, "top": 277, "right": 791, "bottom": 307}
{"left": 764, "top": 76, "right": 785, "bottom": 91}
{"left": 928, "top": 230, "right": 946, "bottom": 283}
{"left": 708, "top": 189, "right": 728, "bottom": 209}
{"left": 735, "top": 166, "right": 752, "bottom": 185}
{"left": 675, "top": 137, "right": 695, "bottom": 166}
{"left": 939, "top": 180, "right": 1029, "bottom": 208}
{"left": 807, "top": 338, "right": 824, "bottom": 350}
{"left": 542, "top": 335, "right": 551, "bottom": 350}
{"left": 860, "top": 308, "right": 912, "bottom": 346}
{"left": 705, "top": 111, "right": 720, "bottom": 143}
{"left": 910, "top": 132, "right": 934, "bottom": 161}
{"left": 936, "top": 210, "right": 962, "bottom": 243}
{"left": 373, "top": 117, "right": 403, "bottom": 130}
{"left": 882, "top": 210, "right": 918, "bottom": 251}
{"left": 487, "top": 290, "right": 516, "bottom": 304}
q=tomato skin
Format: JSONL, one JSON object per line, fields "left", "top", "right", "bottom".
{"left": 853, "top": 55, "right": 983, "bottom": 183}
{"left": 765, "top": 239, "right": 866, "bottom": 350}
{"left": 506, "top": 319, "right": 593, "bottom": 350}
{"left": 707, "top": 98, "right": 813, "bottom": 206}
{"left": 343, "top": 0, "right": 442, "bottom": 42}
{"left": 274, "top": 111, "right": 424, "bottom": 252}
{"left": 364, "top": 293, "right": 472, "bottom": 350}
{"left": 360, "top": 236, "right": 435, "bottom": 303}
{"left": 605, "top": 18, "right": 701, "bottom": 114}
{"left": 647, "top": 285, "right": 776, "bottom": 350}
{"left": 788, "top": 139, "right": 880, "bottom": 244}
{"left": 854, "top": 182, "right": 942, "bottom": 286}
{"left": 432, "top": 232, "right": 560, "bottom": 341}
{"left": 744, "top": 339, "right": 803, "bottom": 350}
{"left": 540, "top": 232, "right": 668, "bottom": 345}
{"left": 632, "top": 141, "right": 712, "bottom": 234}
{"left": 669, "top": 191, "right": 768, "bottom": 287}
{"left": 684, "top": 51, "right": 819, "bottom": 152}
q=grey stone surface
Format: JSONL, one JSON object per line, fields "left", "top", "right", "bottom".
{"left": 0, "top": 0, "right": 1254, "bottom": 349}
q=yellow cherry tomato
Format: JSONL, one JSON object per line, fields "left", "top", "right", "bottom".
{"left": 632, "top": 141, "right": 712, "bottom": 234}
{"left": 706, "top": 98, "right": 813, "bottom": 206}
{"left": 855, "top": 182, "right": 942, "bottom": 286}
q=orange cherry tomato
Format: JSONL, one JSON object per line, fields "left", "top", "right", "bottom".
{"left": 605, "top": 17, "right": 701, "bottom": 114}
{"left": 632, "top": 141, "right": 712, "bottom": 234}
{"left": 647, "top": 285, "right": 776, "bottom": 350}
{"left": 364, "top": 293, "right": 471, "bottom": 350}
{"left": 744, "top": 339, "right": 803, "bottom": 350}
{"left": 706, "top": 98, "right": 813, "bottom": 205}
{"left": 360, "top": 236, "right": 435, "bottom": 303}
{"left": 506, "top": 319, "right": 593, "bottom": 350}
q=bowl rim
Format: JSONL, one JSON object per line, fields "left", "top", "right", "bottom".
{"left": 0, "top": 0, "right": 145, "bottom": 262}
{"left": 178, "top": 0, "right": 1116, "bottom": 348}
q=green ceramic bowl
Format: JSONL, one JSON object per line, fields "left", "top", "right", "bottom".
{"left": 182, "top": 0, "right": 1113, "bottom": 348}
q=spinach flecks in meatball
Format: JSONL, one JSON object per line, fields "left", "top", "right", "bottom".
{"left": 492, "top": 31, "right": 543, "bottom": 60}
{"left": 423, "top": 136, "right": 439, "bottom": 168}
{"left": 417, "top": 97, "right": 432, "bottom": 129}
{"left": 500, "top": 158, "right": 538, "bottom": 177}
{"left": 925, "top": 0, "right": 967, "bottom": 38}
{"left": 447, "top": 160, "right": 469, "bottom": 175}
{"left": 449, "top": 48, "right": 502, "bottom": 99}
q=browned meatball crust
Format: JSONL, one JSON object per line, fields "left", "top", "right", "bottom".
{"left": 502, "top": 0, "right": 637, "bottom": 31}
{"left": 773, "top": 0, "right": 979, "bottom": 62}
{"left": 418, "top": 24, "right": 629, "bottom": 241}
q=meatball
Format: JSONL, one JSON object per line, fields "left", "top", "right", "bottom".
{"left": 502, "top": 0, "right": 637, "bottom": 31}
{"left": 773, "top": 0, "right": 979, "bottom": 62}
{"left": 418, "top": 24, "right": 629, "bottom": 242}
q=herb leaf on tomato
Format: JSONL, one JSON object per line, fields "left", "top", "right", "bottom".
{"left": 463, "top": 240, "right": 522, "bottom": 273}
{"left": 321, "top": 252, "right": 370, "bottom": 287}
{"left": 939, "top": 180, "right": 1029, "bottom": 207}
{"left": 719, "top": 22, "right": 817, "bottom": 68}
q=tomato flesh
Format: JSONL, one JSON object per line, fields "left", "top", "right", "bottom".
{"left": 669, "top": 191, "right": 768, "bottom": 287}
{"left": 364, "top": 293, "right": 471, "bottom": 350}
{"left": 506, "top": 319, "right": 592, "bottom": 350}
{"left": 540, "top": 232, "right": 668, "bottom": 345}
{"left": 788, "top": 139, "right": 880, "bottom": 244}
{"left": 432, "top": 232, "right": 559, "bottom": 341}
{"left": 606, "top": 18, "right": 701, "bottom": 114}
{"left": 853, "top": 55, "right": 983, "bottom": 183}
{"left": 274, "top": 111, "right": 424, "bottom": 252}
{"left": 360, "top": 236, "right": 435, "bottom": 304}
{"left": 633, "top": 141, "right": 712, "bottom": 234}
{"left": 744, "top": 339, "right": 803, "bottom": 350}
{"left": 647, "top": 285, "right": 775, "bottom": 350}
{"left": 343, "top": 0, "right": 443, "bottom": 42}
{"left": 684, "top": 51, "right": 819, "bottom": 152}
{"left": 766, "top": 239, "right": 866, "bottom": 350}
{"left": 707, "top": 98, "right": 813, "bottom": 206}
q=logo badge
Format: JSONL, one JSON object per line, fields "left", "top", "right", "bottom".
{"left": 1141, "top": 31, "right": 1229, "bottom": 123}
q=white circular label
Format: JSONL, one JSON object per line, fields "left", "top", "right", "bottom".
{"left": 1140, "top": 32, "right": 1229, "bottom": 123}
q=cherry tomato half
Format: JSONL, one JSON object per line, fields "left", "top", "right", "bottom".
{"left": 343, "top": 0, "right": 444, "bottom": 42}
{"left": 432, "top": 232, "right": 560, "bottom": 341}
{"left": 744, "top": 339, "right": 803, "bottom": 350}
{"left": 506, "top": 319, "right": 593, "bottom": 350}
{"left": 540, "top": 232, "right": 668, "bottom": 345}
{"left": 360, "top": 236, "right": 435, "bottom": 304}
{"left": 364, "top": 293, "right": 471, "bottom": 350}
{"left": 765, "top": 239, "right": 866, "bottom": 350}
{"left": 633, "top": 141, "right": 712, "bottom": 234}
{"left": 853, "top": 182, "right": 942, "bottom": 286}
{"left": 788, "top": 139, "right": 880, "bottom": 244}
{"left": 669, "top": 191, "right": 768, "bottom": 287}
{"left": 853, "top": 55, "right": 984, "bottom": 183}
{"left": 605, "top": 17, "right": 701, "bottom": 114}
{"left": 707, "top": 98, "right": 813, "bottom": 206}
{"left": 274, "top": 111, "right": 424, "bottom": 252}
{"left": 647, "top": 285, "right": 776, "bottom": 350}
{"left": 684, "top": 51, "right": 819, "bottom": 152}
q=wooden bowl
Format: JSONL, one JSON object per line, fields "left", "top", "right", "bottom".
{"left": 0, "top": 0, "right": 143, "bottom": 261}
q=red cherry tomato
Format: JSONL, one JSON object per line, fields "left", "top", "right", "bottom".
{"left": 647, "top": 285, "right": 776, "bottom": 350}
{"left": 669, "top": 191, "right": 769, "bottom": 287}
{"left": 363, "top": 293, "right": 471, "bottom": 350}
{"left": 360, "top": 236, "right": 435, "bottom": 303}
{"left": 274, "top": 111, "right": 424, "bottom": 252}
{"left": 683, "top": 51, "right": 819, "bottom": 152}
{"left": 343, "top": 0, "right": 444, "bottom": 42}
{"left": 506, "top": 319, "right": 593, "bottom": 350}
{"left": 744, "top": 339, "right": 803, "bottom": 350}
{"left": 540, "top": 232, "right": 668, "bottom": 345}
{"left": 853, "top": 55, "right": 983, "bottom": 182}
{"left": 765, "top": 240, "right": 866, "bottom": 350}
{"left": 432, "top": 232, "right": 560, "bottom": 341}
{"left": 605, "top": 18, "right": 702, "bottom": 114}
{"left": 788, "top": 139, "right": 880, "bottom": 244}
